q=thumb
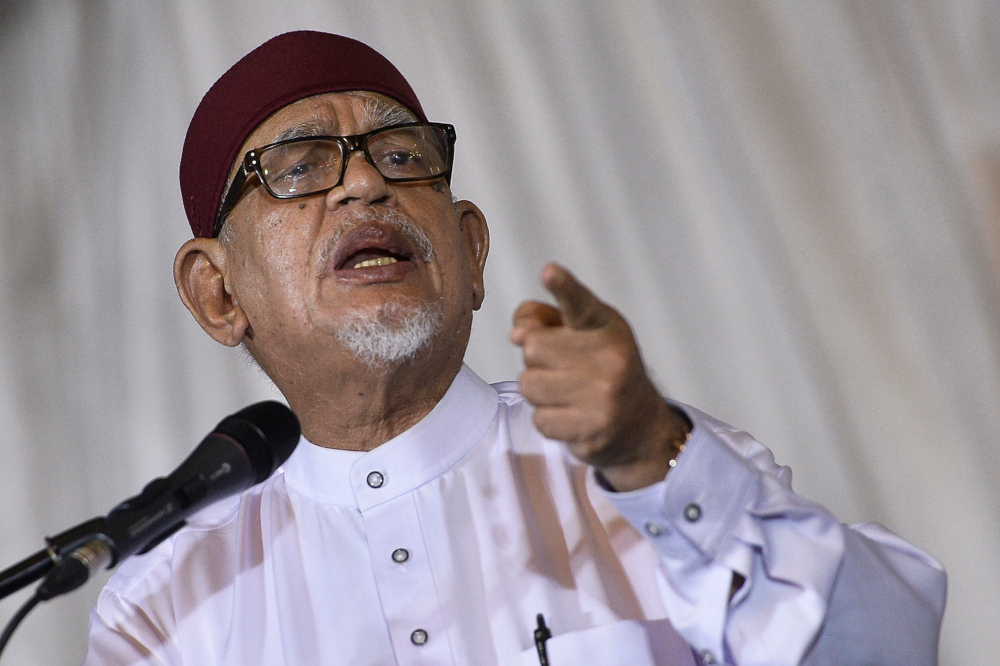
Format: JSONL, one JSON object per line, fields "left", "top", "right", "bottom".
{"left": 541, "top": 263, "right": 611, "bottom": 330}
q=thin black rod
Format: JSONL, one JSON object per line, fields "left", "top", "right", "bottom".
{"left": 0, "top": 553, "right": 53, "bottom": 602}
{"left": 0, "top": 516, "right": 105, "bottom": 601}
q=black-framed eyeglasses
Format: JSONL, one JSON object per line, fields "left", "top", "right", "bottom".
{"left": 213, "top": 122, "right": 456, "bottom": 237}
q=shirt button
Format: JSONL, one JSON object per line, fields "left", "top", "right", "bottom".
{"left": 684, "top": 502, "right": 702, "bottom": 522}
{"left": 700, "top": 648, "right": 716, "bottom": 664}
{"left": 410, "top": 628, "right": 428, "bottom": 645}
{"left": 366, "top": 471, "right": 384, "bottom": 488}
{"left": 392, "top": 548, "right": 410, "bottom": 563}
{"left": 644, "top": 521, "right": 666, "bottom": 537}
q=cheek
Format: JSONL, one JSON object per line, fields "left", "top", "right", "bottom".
{"left": 232, "top": 211, "right": 311, "bottom": 314}
{"left": 434, "top": 236, "right": 477, "bottom": 307}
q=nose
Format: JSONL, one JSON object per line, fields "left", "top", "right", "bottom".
{"left": 326, "top": 150, "right": 391, "bottom": 208}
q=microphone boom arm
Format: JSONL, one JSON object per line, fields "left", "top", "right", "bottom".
{"left": 0, "top": 517, "right": 106, "bottom": 601}
{"left": 0, "top": 400, "right": 299, "bottom": 602}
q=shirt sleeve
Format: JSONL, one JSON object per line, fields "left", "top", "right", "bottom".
{"left": 82, "top": 554, "right": 180, "bottom": 666}
{"left": 83, "top": 591, "right": 171, "bottom": 665}
{"left": 598, "top": 403, "right": 946, "bottom": 666}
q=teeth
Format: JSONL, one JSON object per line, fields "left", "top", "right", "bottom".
{"left": 353, "top": 256, "right": 399, "bottom": 269}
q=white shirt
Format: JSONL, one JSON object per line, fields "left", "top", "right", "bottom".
{"left": 84, "top": 365, "right": 946, "bottom": 665}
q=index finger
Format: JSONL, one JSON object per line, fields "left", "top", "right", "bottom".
{"left": 541, "top": 263, "right": 611, "bottom": 330}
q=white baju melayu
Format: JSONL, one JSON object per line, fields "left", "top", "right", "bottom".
{"left": 84, "top": 365, "right": 946, "bottom": 666}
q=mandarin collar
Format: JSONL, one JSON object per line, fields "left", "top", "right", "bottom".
{"left": 282, "top": 364, "right": 499, "bottom": 509}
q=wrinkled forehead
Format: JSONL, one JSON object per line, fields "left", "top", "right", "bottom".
{"left": 245, "top": 91, "right": 419, "bottom": 150}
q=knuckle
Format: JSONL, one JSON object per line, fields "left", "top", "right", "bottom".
{"left": 591, "top": 352, "right": 628, "bottom": 394}
{"left": 594, "top": 376, "right": 617, "bottom": 405}
{"left": 521, "top": 335, "right": 543, "bottom": 361}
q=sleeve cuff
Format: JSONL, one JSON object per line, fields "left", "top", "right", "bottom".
{"left": 597, "top": 403, "right": 759, "bottom": 559}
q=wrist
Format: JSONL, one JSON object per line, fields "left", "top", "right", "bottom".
{"left": 597, "top": 400, "right": 691, "bottom": 492}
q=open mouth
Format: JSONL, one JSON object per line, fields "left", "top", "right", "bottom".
{"left": 340, "top": 248, "right": 409, "bottom": 270}
{"left": 325, "top": 220, "right": 423, "bottom": 279}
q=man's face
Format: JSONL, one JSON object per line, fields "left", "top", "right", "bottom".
{"left": 217, "top": 92, "right": 487, "bottom": 382}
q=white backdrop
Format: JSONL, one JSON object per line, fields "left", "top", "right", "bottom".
{"left": 1, "top": 1, "right": 998, "bottom": 663}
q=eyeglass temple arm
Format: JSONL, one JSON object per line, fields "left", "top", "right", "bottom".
{"left": 212, "top": 156, "right": 256, "bottom": 237}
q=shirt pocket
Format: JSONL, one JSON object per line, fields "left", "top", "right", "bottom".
{"left": 506, "top": 619, "right": 696, "bottom": 666}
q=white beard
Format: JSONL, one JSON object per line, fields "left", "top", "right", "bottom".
{"left": 335, "top": 296, "right": 443, "bottom": 369}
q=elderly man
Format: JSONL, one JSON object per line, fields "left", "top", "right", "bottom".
{"left": 84, "top": 32, "right": 945, "bottom": 665}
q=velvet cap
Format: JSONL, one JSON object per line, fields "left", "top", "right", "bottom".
{"left": 180, "top": 31, "right": 427, "bottom": 238}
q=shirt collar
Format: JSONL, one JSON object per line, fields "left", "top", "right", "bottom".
{"left": 282, "top": 364, "right": 499, "bottom": 509}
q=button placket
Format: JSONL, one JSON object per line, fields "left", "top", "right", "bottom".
{"left": 360, "top": 495, "right": 451, "bottom": 664}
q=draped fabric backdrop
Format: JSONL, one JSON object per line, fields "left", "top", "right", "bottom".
{"left": 1, "top": 1, "right": 997, "bottom": 663}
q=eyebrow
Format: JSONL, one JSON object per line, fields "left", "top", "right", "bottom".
{"left": 269, "top": 94, "right": 418, "bottom": 145}
{"left": 272, "top": 120, "right": 336, "bottom": 143}
{"left": 354, "top": 94, "right": 418, "bottom": 129}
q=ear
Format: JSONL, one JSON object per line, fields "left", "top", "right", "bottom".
{"left": 455, "top": 200, "right": 490, "bottom": 310}
{"left": 173, "top": 238, "right": 250, "bottom": 346}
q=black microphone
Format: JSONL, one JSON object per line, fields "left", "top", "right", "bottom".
{"left": 29, "top": 401, "right": 300, "bottom": 600}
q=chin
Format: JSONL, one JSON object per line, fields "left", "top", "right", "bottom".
{"left": 333, "top": 296, "right": 444, "bottom": 370}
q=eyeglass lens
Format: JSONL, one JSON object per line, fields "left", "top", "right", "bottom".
{"left": 259, "top": 125, "right": 451, "bottom": 198}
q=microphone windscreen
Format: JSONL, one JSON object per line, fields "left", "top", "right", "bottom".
{"left": 214, "top": 401, "right": 300, "bottom": 483}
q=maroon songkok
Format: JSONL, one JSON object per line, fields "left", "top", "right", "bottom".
{"left": 179, "top": 31, "right": 427, "bottom": 238}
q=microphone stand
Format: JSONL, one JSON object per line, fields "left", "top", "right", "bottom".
{"left": 0, "top": 517, "right": 105, "bottom": 601}
{"left": 0, "top": 399, "right": 299, "bottom": 660}
{"left": 0, "top": 517, "right": 108, "bottom": 661}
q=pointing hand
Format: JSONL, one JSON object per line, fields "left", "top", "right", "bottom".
{"left": 510, "top": 264, "right": 690, "bottom": 491}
